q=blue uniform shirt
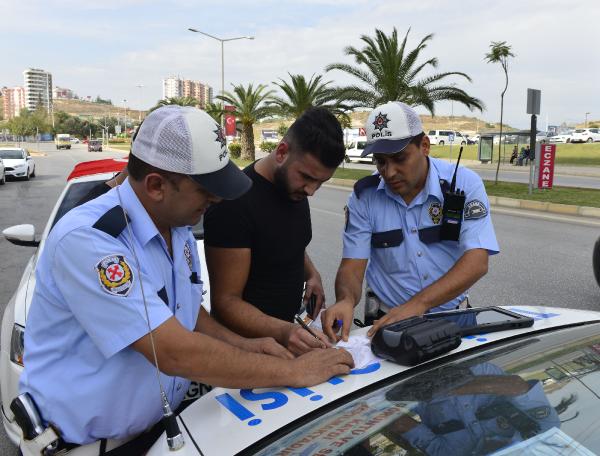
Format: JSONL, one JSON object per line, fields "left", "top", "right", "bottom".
{"left": 403, "top": 363, "right": 560, "bottom": 455}
{"left": 20, "top": 178, "right": 204, "bottom": 444}
{"left": 343, "top": 157, "right": 499, "bottom": 311}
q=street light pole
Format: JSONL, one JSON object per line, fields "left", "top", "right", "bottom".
{"left": 586, "top": 112, "right": 591, "bottom": 128}
{"left": 136, "top": 84, "right": 144, "bottom": 122}
{"left": 188, "top": 28, "right": 254, "bottom": 127}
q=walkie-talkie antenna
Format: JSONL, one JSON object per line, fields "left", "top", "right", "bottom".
{"left": 450, "top": 146, "right": 464, "bottom": 193}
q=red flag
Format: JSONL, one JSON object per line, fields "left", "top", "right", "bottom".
{"left": 225, "top": 114, "right": 236, "bottom": 136}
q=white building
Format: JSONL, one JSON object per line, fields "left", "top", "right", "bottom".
{"left": 23, "top": 68, "right": 53, "bottom": 113}
{"left": 162, "top": 77, "right": 183, "bottom": 99}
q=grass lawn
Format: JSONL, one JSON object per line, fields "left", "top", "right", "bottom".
{"left": 107, "top": 143, "right": 131, "bottom": 151}
{"left": 430, "top": 143, "right": 600, "bottom": 166}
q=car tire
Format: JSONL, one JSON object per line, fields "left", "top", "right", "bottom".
{"left": 344, "top": 155, "right": 350, "bottom": 163}
{"left": 593, "top": 237, "right": 600, "bottom": 288}
{"left": 460, "top": 141, "right": 466, "bottom": 146}
{"left": 439, "top": 140, "right": 445, "bottom": 146}
{"left": 30, "top": 166, "right": 36, "bottom": 178}
{"left": 0, "top": 171, "right": 5, "bottom": 185}
{"left": 587, "top": 138, "right": 593, "bottom": 143}
{"left": 566, "top": 138, "right": 570, "bottom": 143}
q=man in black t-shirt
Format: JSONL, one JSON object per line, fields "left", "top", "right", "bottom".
{"left": 204, "top": 108, "right": 346, "bottom": 356}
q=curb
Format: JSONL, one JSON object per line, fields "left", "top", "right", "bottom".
{"left": 326, "top": 178, "right": 600, "bottom": 220}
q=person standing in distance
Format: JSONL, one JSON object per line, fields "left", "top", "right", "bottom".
{"left": 204, "top": 108, "right": 346, "bottom": 355}
{"left": 321, "top": 101, "right": 499, "bottom": 341}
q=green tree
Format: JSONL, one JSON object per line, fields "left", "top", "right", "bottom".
{"left": 269, "top": 73, "right": 349, "bottom": 119}
{"left": 149, "top": 96, "right": 199, "bottom": 112}
{"left": 217, "top": 84, "right": 275, "bottom": 161}
{"left": 326, "top": 28, "right": 484, "bottom": 115}
{"left": 485, "top": 40, "right": 515, "bottom": 184}
{"left": 277, "top": 123, "right": 289, "bottom": 137}
{"left": 205, "top": 102, "right": 224, "bottom": 124}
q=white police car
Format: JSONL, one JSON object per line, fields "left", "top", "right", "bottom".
{"left": 140, "top": 306, "right": 600, "bottom": 455}
{"left": 0, "top": 158, "right": 211, "bottom": 446}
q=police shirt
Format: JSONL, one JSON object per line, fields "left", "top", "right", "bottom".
{"left": 20, "top": 178, "right": 204, "bottom": 444}
{"left": 343, "top": 157, "right": 499, "bottom": 311}
{"left": 402, "top": 363, "right": 559, "bottom": 455}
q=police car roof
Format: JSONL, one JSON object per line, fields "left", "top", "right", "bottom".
{"left": 147, "top": 305, "right": 600, "bottom": 456}
{"left": 67, "top": 158, "right": 128, "bottom": 181}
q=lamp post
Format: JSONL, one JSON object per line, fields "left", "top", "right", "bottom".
{"left": 136, "top": 84, "right": 144, "bottom": 122}
{"left": 188, "top": 28, "right": 254, "bottom": 126}
{"left": 586, "top": 112, "right": 591, "bottom": 128}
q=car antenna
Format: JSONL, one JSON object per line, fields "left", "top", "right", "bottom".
{"left": 450, "top": 146, "right": 464, "bottom": 193}
{"left": 115, "top": 183, "right": 185, "bottom": 452}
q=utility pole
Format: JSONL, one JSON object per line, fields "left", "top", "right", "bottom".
{"left": 586, "top": 112, "right": 591, "bottom": 128}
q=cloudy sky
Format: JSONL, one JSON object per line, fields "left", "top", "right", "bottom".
{"left": 2, "top": 0, "right": 599, "bottom": 129}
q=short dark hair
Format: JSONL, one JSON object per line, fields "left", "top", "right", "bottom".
{"left": 284, "top": 107, "right": 345, "bottom": 168}
{"left": 410, "top": 132, "right": 426, "bottom": 147}
{"left": 127, "top": 153, "right": 183, "bottom": 186}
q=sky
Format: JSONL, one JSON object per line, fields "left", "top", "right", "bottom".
{"left": 2, "top": 0, "right": 599, "bottom": 129}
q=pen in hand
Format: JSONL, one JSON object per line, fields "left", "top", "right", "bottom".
{"left": 294, "top": 315, "right": 326, "bottom": 347}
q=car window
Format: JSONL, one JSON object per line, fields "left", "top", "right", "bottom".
{"left": 357, "top": 141, "right": 367, "bottom": 150}
{"left": 575, "top": 129, "right": 584, "bottom": 133}
{"left": 0, "top": 150, "right": 25, "bottom": 159}
{"left": 255, "top": 323, "right": 600, "bottom": 456}
{"left": 428, "top": 130, "right": 436, "bottom": 135}
{"left": 51, "top": 180, "right": 107, "bottom": 229}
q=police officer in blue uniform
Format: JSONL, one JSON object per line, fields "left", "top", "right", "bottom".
{"left": 384, "top": 362, "right": 560, "bottom": 455}
{"left": 322, "top": 101, "right": 499, "bottom": 341}
{"left": 19, "top": 106, "right": 353, "bottom": 452}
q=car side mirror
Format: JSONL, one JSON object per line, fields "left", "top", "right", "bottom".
{"left": 2, "top": 224, "right": 40, "bottom": 247}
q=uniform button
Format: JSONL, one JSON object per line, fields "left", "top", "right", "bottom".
{"left": 411, "top": 227, "right": 417, "bottom": 233}
{"left": 417, "top": 251, "right": 422, "bottom": 257}
{"left": 423, "top": 274, "right": 429, "bottom": 280}
{"left": 177, "top": 383, "right": 182, "bottom": 391}
{"left": 176, "top": 303, "right": 181, "bottom": 310}
{"left": 383, "top": 242, "right": 388, "bottom": 247}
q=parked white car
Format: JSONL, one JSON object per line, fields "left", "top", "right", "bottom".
{"left": 428, "top": 130, "right": 467, "bottom": 146}
{"left": 549, "top": 132, "right": 573, "bottom": 143}
{"left": 0, "top": 158, "right": 209, "bottom": 445}
{"left": 0, "top": 158, "right": 5, "bottom": 185}
{"left": 345, "top": 137, "right": 370, "bottom": 163}
{"left": 0, "top": 148, "right": 35, "bottom": 180}
{"left": 571, "top": 128, "right": 600, "bottom": 143}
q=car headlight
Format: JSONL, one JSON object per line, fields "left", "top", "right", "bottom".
{"left": 10, "top": 324, "right": 25, "bottom": 366}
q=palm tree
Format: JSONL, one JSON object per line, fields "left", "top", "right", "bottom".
{"left": 269, "top": 73, "right": 350, "bottom": 119}
{"left": 205, "top": 102, "right": 224, "bottom": 124}
{"left": 485, "top": 41, "right": 515, "bottom": 184}
{"left": 217, "top": 83, "right": 275, "bottom": 161}
{"left": 326, "top": 28, "right": 484, "bottom": 115}
{"left": 149, "top": 96, "right": 199, "bottom": 112}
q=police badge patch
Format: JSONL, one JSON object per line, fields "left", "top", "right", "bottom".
{"left": 428, "top": 202, "right": 442, "bottom": 224}
{"left": 184, "top": 241, "right": 193, "bottom": 271}
{"left": 96, "top": 254, "right": 134, "bottom": 296}
{"left": 464, "top": 200, "right": 488, "bottom": 220}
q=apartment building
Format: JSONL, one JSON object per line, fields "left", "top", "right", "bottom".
{"left": 1, "top": 86, "right": 26, "bottom": 119}
{"left": 162, "top": 76, "right": 213, "bottom": 109}
{"left": 23, "top": 68, "right": 53, "bottom": 113}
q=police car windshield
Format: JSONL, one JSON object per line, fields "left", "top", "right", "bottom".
{"left": 254, "top": 323, "right": 600, "bottom": 455}
{"left": 51, "top": 180, "right": 107, "bottom": 229}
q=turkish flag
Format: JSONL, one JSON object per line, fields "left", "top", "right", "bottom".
{"left": 225, "top": 114, "right": 236, "bottom": 136}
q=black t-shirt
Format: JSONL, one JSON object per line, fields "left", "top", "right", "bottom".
{"left": 204, "top": 162, "right": 311, "bottom": 322}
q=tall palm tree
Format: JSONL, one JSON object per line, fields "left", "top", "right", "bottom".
{"left": 485, "top": 41, "right": 515, "bottom": 184}
{"left": 326, "top": 28, "right": 484, "bottom": 115}
{"left": 269, "top": 73, "right": 350, "bottom": 119}
{"left": 205, "top": 102, "right": 224, "bottom": 124}
{"left": 149, "top": 96, "right": 199, "bottom": 112}
{"left": 217, "top": 83, "right": 275, "bottom": 161}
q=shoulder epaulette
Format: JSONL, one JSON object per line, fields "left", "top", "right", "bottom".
{"left": 353, "top": 174, "right": 381, "bottom": 199}
{"left": 92, "top": 205, "right": 130, "bottom": 238}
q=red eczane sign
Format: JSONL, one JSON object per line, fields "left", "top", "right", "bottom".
{"left": 538, "top": 144, "right": 556, "bottom": 189}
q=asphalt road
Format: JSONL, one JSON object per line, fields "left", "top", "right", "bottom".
{"left": 0, "top": 142, "right": 599, "bottom": 452}
{"left": 342, "top": 160, "right": 600, "bottom": 189}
